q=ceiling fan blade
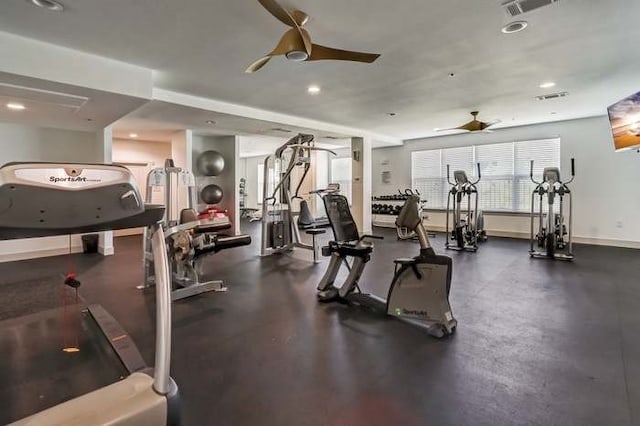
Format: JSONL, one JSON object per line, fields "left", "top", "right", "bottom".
{"left": 484, "top": 119, "right": 502, "bottom": 128}
{"left": 245, "top": 55, "right": 273, "bottom": 73}
{"left": 308, "top": 44, "right": 380, "bottom": 63}
{"left": 256, "top": 0, "right": 311, "bottom": 54}
{"left": 257, "top": 0, "right": 297, "bottom": 27}
{"left": 291, "top": 10, "right": 310, "bottom": 26}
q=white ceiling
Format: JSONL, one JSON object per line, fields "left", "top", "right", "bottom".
{"left": 1, "top": 0, "right": 639, "bottom": 139}
{"left": 0, "top": 72, "right": 147, "bottom": 131}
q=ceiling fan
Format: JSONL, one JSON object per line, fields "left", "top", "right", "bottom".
{"left": 246, "top": 0, "right": 381, "bottom": 73}
{"left": 437, "top": 111, "right": 501, "bottom": 133}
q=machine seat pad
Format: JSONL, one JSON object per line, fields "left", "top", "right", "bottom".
{"left": 329, "top": 240, "right": 374, "bottom": 257}
{"left": 306, "top": 229, "right": 326, "bottom": 236}
{"left": 195, "top": 234, "right": 252, "bottom": 256}
{"left": 193, "top": 222, "right": 232, "bottom": 234}
{"left": 393, "top": 258, "right": 416, "bottom": 266}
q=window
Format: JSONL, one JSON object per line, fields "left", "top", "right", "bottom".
{"left": 330, "top": 157, "right": 352, "bottom": 204}
{"left": 257, "top": 163, "right": 264, "bottom": 203}
{"left": 411, "top": 138, "right": 560, "bottom": 212}
{"left": 257, "top": 162, "right": 281, "bottom": 204}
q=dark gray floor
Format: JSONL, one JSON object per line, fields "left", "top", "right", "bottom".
{"left": 1, "top": 221, "right": 639, "bottom": 426}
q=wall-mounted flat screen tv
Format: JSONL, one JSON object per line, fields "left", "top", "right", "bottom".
{"left": 607, "top": 91, "right": 640, "bottom": 151}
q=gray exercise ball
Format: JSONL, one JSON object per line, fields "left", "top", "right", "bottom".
{"left": 197, "top": 150, "right": 225, "bottom": 176}
{"left": 201, "top": 184, "right": 224, "bottom": 205}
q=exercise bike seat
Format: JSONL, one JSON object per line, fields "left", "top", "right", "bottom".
{"left": 326, "top": 240, "right": 374, "bottom": 258}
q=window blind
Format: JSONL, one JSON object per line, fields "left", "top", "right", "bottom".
{"left": 410, "top": 138, "right": 560, "bottom": 211}
{"left": 411, "top": 149, "right": 442, "bottom": 207}
{"left": 331, "top": 157, "right": 353, "bottom": 204}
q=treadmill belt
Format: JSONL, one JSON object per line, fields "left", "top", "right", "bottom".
{"left": 0, "top": 307, "right": 129, "bottom": 424}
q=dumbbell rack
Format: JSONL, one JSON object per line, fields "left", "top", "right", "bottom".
{"left": 372, "top": 195, "right": 428, "bottom": 228}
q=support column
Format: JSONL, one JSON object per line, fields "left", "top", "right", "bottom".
{"left": 97, "top": 126, "right": 114, "bottom": 256}
{"left": 351, "top": 137, "right": 373, "bottom": 233}
{"left": 170, "top": 130, "right": 193, "bottom": 214}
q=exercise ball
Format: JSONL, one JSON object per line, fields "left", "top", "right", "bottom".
{"left": 201, "top": 184, "right": 224, "bottom": 205}
{"left": 197, "top": 150, "right": 225, "bottom": 176}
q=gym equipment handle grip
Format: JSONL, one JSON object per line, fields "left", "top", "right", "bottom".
{"left": 529, "top": 160, "right": 534, "bottom": 178}
{"left": 571, "top": 158, "right": 575, "bottom": 176}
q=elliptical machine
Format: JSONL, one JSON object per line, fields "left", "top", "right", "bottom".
{"left": 316, "top": 193, "right": 457, "bottom": 338}
{"left": 445, "top": 163, "right": 487, "bottom": 251}
{"left": 529, "top": 159, "right": 575, "bottom": 260}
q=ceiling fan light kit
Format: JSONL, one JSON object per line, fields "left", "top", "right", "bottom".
{"left": 246, "top": 0, "right": 381, "bottom": 73}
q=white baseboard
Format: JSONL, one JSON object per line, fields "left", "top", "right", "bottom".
{"left": 572, "top": 236, "right": 640, "bottom": 249}
{"left": 0, "top": 245, "right": 83, "bottom": 263}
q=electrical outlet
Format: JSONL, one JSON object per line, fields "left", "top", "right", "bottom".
{"left": 616, "top": 221, "right": 623, "bottom": 229}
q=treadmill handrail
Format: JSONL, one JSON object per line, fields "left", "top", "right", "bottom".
{"left": 151, "top": 224, "right": 172, "bottom": 395}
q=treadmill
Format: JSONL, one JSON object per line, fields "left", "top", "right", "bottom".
{"left": 0, "top": 162, "right": 179, "bottom": 425}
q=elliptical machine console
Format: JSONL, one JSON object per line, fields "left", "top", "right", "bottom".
{"left": 445, "top": 163, "right": 487, "bottom": 252}
{"left": 316, "top": 193, "right": 457, "bottom": 338}
{"left": 529, "top": 159, "right": 575, "bottom": 260}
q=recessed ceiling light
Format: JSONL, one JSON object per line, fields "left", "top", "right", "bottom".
{"left": 388, "top": 112, "right": 396, "bottom": 117}
{"left": 28, "top": 0, "right": 64, "bottom": 11}
{"left": 129, "top": 133, "right": 138, "bottom": 138}
{"left": 550, "top": 111, "right": 557, "bottom": 115}
{"left": 7, "top": 102, "right": 26, "bottom": 111}
{"left": 540, "top": 82, "right": 556, "bottom": 89}
{"left": 449, "top": 73, "right": 456, "bottom": 78}
{"left": 206, "top": 120, "right": 216, "bottom": 125}
{"left": 307, "top": 85, "right": 321, "bottom": 94}
{"left": 501, "top": 21, "right": 528, "bottom": 34}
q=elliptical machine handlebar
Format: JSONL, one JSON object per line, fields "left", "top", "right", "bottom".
{"left": 446, "top": 164, "right": 455, "bottom": 186}
{"left": 565, "top": 158, "right": 576, "bottom": 184}
{"left": 470, "top": 163, "right": 482, "bottom": 185}
{"left": 530, "top": 160, "right": 542, "bottom": 185}
{"left": 530, "top": 159, "right": 576, "bottom": 185}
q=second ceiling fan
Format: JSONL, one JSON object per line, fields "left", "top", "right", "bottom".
{"left": 438, "top": 111, "right": 501, "bottom": 133}
{"left": 246, "top": 0, "right": 381, "bottom": 73}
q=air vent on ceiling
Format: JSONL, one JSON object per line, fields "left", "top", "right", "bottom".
{"left": 270, "top": 127, "right": 292, "bottom": 133}
{"left": 502, "top": 0, "right": 559, "bottom": 17}
{"left": 536, "top": 91, "right": 569, "bottom": 101}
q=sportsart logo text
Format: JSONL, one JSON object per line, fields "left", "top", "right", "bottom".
{"left": 49, "top": 176, "right": 101, "bottom": 183}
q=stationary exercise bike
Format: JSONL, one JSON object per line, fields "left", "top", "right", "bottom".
{"left": 529, "top": 159, "right": 575, "bottom": 260}
{"left": 316, "top": 193, "right": 457, "bottom": 338}
{"left": 445, "top": 163, "right": 487, "bottom": 252}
